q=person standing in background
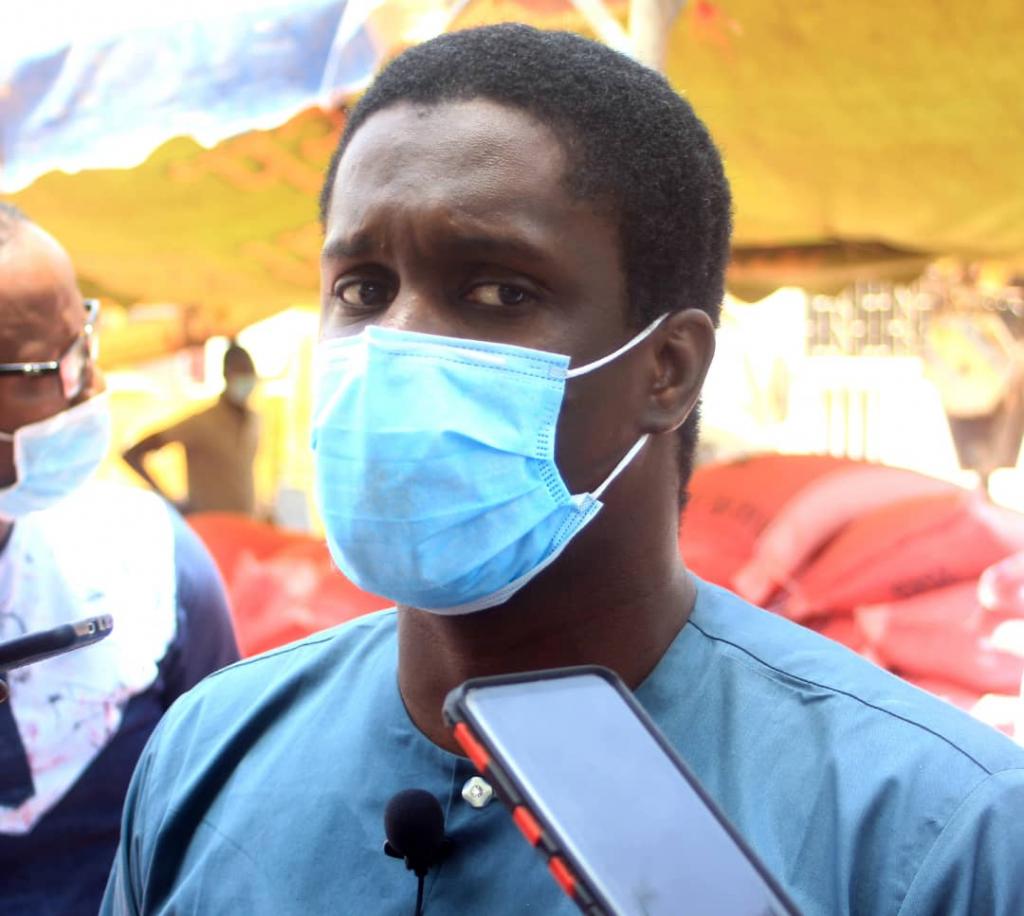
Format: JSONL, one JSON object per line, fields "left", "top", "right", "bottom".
{"left": 0, "top": 201, "right": 239, "bottom": 915}
{"left": 123, "top": 342, "right": 260, "bottom": 516}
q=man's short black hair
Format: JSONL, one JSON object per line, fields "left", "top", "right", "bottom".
{"left": 320, "top": 24, "right": 732, "bottom": 501}
{"left": 0, "top": 202, "right": 29, "bottom": 247}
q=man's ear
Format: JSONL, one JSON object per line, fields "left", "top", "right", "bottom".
{"left": 640, "top": 308, "right": 716, "bottom": 434}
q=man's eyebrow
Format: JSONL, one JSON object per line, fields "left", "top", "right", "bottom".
{"left": 449, "top": 233, "right": 551, "bottom": 262}
{"left": 321, "top": 230, "right": 554, "bottom": 265}
{"left": 321, "top": 235, "right": 374, "bottom": 262}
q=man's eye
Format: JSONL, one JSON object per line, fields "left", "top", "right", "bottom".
{"left": 335, "top": 280, "right": 393, "bottom": 308}
{"left": 466, "top": 284, "right": 531, "bottom": 307}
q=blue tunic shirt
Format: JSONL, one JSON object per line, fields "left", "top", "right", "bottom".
{"left": 102, "top": 579, "right": 1024, "bottom": 915}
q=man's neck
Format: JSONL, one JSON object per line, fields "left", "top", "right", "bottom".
{"left": 219, "top": 394, "right": 249, "bottom": 418}
{"left": 397, "top": 496, "right": 695, "bottom": 755}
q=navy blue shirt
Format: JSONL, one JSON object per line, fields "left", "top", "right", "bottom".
{"left": 103, "top": 579, "right": 1024, "bottom": 915}
{"left": 0, "top": 483, "right": 238, "bottom": 915}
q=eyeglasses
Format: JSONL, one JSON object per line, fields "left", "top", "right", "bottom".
{"left": 0, "top": 299, "right": 100, "bottom": 401}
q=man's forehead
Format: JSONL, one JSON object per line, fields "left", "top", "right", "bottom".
{"left": 0, "top": 224, "right": 80, "bottom": 340}
{"left": 330, "top": 100, "right": 568, "bottom": 216}
{"left": 0, "top": 224, "right": 77, "bottom": 301}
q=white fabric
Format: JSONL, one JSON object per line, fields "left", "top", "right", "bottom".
{"left": 0, "top": 482, "right": 178, "bottom": 834}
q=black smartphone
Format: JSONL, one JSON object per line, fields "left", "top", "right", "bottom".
{"left": 0, "top": 615, "right": 114, "bottom": 672}
{"left": 444, "top": 666, "right": 799, "bottom": 916}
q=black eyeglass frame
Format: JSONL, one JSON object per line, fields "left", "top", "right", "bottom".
{"left": 0, "top": 299, "right": 99, "bottom": 400}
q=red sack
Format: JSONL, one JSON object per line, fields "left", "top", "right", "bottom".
{"left": 188, "top": 513, "right": 390, "bottom": 656}
{"left": 901, "top": 676, "right": 984, "bottom": 712}
{"left": 188, "top": 512, "right": 311, "bottom": 584}
{"left": 855, "top": 582, "right": 1024, "bottom": 695}
{"left": 679, "top": 454, "right": 847, "bottom": 588}
{"left": 785, "top": 492, "right": 1024, "bottom": 620}
{"left": 877, "top": 627, "right": 1023, "bottom": 696}
{"left": 855, "top": 581, "right": 982, "bottom": 640}
{"left": 978, "top": 550, "right": 1024, "bottom": 617}
{"left": 228, "top": 541, "right": 390, "bottom": 657}
{"left": 802, "top": 614, "right": 868, "bottom": 653}
{"left": 732, "top": 465, "right": 952, "bottom": 605}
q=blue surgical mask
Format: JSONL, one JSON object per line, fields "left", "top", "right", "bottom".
{"left": 0, "top": 393, "right": 111, "bottom": 521}
{"left": 311, "top": 317, "right": 665, "bottom": 615}
{"left": 226, "top": 375, "right": 256, "bottom": 406}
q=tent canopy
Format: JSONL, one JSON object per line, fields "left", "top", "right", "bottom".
{"left": 6, "top": 0, "right": 1023, "bottom": 362}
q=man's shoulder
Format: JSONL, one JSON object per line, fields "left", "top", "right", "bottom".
{"left": 163, "top": 609, "right": 398, "bottom": 728}
{"left": 164, "top": 401, "right": 221, "bottom": 437}
{"left": 667, "top": 581, "right": 1024, "bottom": 914}
{"left": 687, "top": 580, "right": 1024, "bottom": 776}
{"left": 211, "top": 608, "right": 397, "bottom": 677}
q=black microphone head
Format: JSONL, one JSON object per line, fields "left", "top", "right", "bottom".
{"left": 384, "top": 789, "right": 449, "bottom": 876}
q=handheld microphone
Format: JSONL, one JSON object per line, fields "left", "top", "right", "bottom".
{"left": 383, "top": 789, "right": 452, "bottom": 915}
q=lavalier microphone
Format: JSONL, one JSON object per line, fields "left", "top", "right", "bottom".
{"left": 383, "top": 788, "right": 452, "bottom": 915}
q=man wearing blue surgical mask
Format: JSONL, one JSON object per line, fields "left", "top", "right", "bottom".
{"left": 104, "top": 26, "right": 1024, "bottom": 916}
{"left": 0, "top": 203, "right": 239, "bottom": 916}
{"left": 123, "top": 341, "right": 261, "bottom": 517}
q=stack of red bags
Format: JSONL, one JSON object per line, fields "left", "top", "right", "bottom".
{"left": 189, "top": 456, "right": 1024, "bottom": 742}
{"left": 680, "top": 454, "right": 1024, "bottom": 739}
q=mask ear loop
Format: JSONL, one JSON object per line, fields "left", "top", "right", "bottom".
{"left": 592, "top": 434, "right": 649, "bottom": 499}
{"left": 565, "top": 312, "right": 668, "bottom": 379}
{"left": 566, "top": 313, "right": 668, "bottom": 497}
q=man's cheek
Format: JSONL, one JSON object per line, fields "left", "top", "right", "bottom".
{"left": 555, "top": 387, "right": 627, "bottom": 494}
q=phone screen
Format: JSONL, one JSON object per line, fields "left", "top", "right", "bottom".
{"left": 465, "top": 673, "right": 794, "bottom": 916}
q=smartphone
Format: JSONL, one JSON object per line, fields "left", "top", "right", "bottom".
{"left": 0, "top": 615, "right": 114, "bottom": 672}
{"left": 444, "top": 666, "right": 799, "bottom": 916}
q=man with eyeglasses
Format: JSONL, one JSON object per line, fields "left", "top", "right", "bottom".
{"left": 0, "top": 202, "right": 239, "bottom": 916}
{"left": 0, "top": 295, "right": 97, "bottom": 399}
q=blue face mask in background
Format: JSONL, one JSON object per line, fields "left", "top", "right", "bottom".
{"left": 225, "top": 374, "right": 256, "bottom": 406}
{"left": 311, "top": 316, "right": 665, "bottom": 615}
{"left": 0, "top": 393, "right": 111, "bottom": 521}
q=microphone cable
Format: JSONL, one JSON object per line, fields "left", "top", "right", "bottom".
{"left": 414, "top": 874, "right": 425, "bottom": 916}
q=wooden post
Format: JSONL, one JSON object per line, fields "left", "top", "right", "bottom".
{"left": 568, "top": 0, "right": 687, "bottom": 71}
{"left": 629, "top": 0, "right": 688, "bottom": 71}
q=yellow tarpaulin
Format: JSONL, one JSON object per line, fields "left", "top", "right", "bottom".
{"left": 9, "top": 0, "right": 1024, "bottom": 363}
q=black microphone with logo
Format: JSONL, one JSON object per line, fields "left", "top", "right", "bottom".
{"left": 383, "top": 789, "right": 453, "bottom": 916}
